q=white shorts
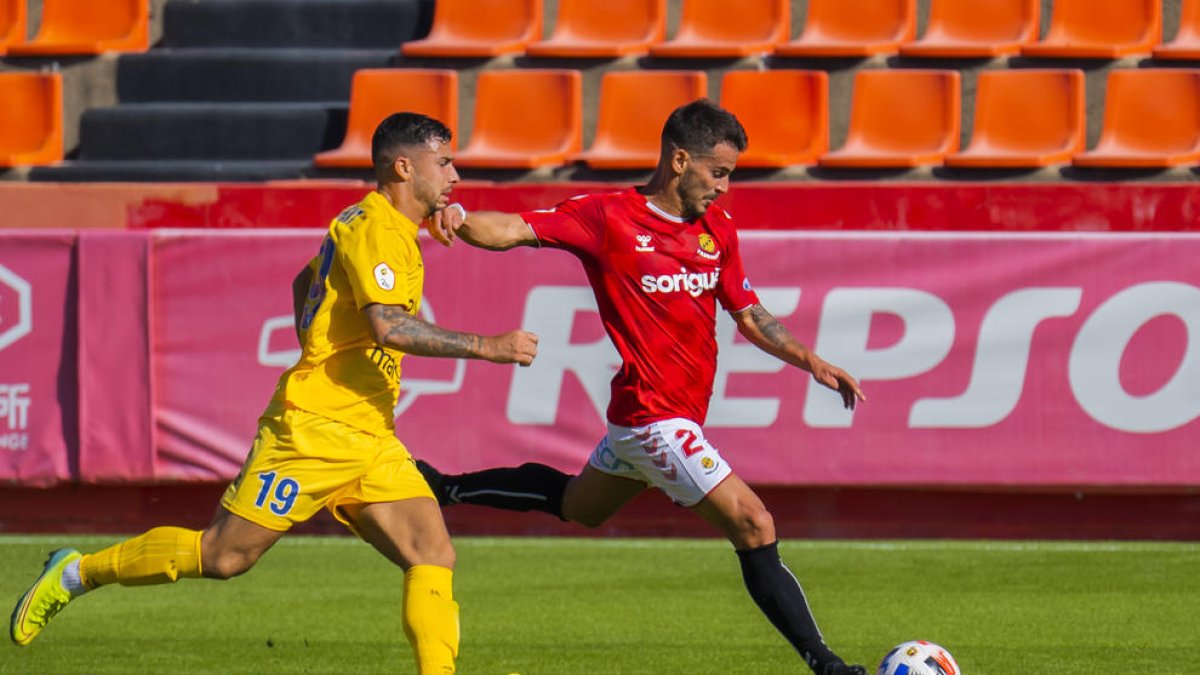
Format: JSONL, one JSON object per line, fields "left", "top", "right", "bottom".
{"left": 588, "top": 418, "right": 733, "bottom": 507}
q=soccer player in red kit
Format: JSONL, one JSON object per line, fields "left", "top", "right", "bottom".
{"left": 422, "top": 99, "right": 867, "bottom": 675}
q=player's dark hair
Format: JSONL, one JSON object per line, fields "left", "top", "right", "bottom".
{"left": 661, "top": 98, "right": 748, "bottom": 156}
{"left": 371, "top": 112, "right": 453, "bottom": 178}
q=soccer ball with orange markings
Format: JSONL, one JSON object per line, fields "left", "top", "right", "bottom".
{"left": 876, "top": 640, "right": 961, "bottom": 675}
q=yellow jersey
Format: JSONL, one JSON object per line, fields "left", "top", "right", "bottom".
{"left": 267, "top": 191, "right": 424, "bottom": 436}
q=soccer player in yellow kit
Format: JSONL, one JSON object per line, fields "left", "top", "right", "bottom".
{"left": 10, "top": 112, "right": 538, "bottom": 675}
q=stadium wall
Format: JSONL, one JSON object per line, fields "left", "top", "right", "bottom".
{"left": 0, "top": 182, "right": 1197, "bottom": 538}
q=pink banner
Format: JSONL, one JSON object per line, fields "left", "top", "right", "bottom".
{"left": 142, "top": 230, "right": 1200, "bottom": 488}
{"left": 3, "top": 228, "right": 1197, "bottom": 487}
{"left": 76, "top": 231, "right": 155, "bottom": 482}
{"left": 151, "top": 231, "right": 320, "bottom": 481}
{"left": 0, "top": 232, "right": 76, "bottom": 486}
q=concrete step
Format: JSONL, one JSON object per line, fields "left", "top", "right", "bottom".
{"left": 78, "top": 102, "right": 347, "bottom": 160}
{"left": 28, "top": 159, "right": 313, "bottom": 182}
{"left": 117, "top": 48, "right": 398, "bottom": 102}
{"left": 162, "top": 0, "right": 432, "bottom": 48}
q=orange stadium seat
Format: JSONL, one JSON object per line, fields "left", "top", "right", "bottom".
{"left": 1021, "top": 0, "right": 1160, "bottom": 59}
{"left": 1073, "top": 69, "right": 1200, "bottom": 168}
{"left": 1154, "top": 0, "right": 1200, "bottom": 60}
{"left": 576, "top": 70, "right": 707, "bottom": 170}
{"left": 455, "top": 69, "right": 582, "bottom": 169}
{"left": 0, "top": 0, "right": 26, "bottom": 54}
{"left": 818, "top": 69, "right": 960, "bottom": 168}
{"left": 6, "top": 0, "right": 148, "bottom": 55}
{"left": 719, "top": 70, "right": 828, "bottom": 168}
{"left": 648, "top": 0, "right": 788, "bottom": 57}
{"left": 314, "top": 69, "right": 458, "bottom": 170}
{"left": 775, "top": 0, "right": 916, "bottom": 58}
{"left": 945, "top": 69, "right": 1084, "bottom": 168}
{"left": 400, "top": 0, "right": 541, "bottom": 57}
{"left": 0, "top": 72, "right": 63, "bottom": 167}
{"left": 899, "top": 0, "right": 1039, "bottom": 58}
{"left": 526, "top": 0, "right": 666, "bottom": 58}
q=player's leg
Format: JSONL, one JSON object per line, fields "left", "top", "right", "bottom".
{"left": 417, "top": 459, "right": 572, "bottom": 516}
{"left": 559, "top": 465, "right": 646, "bottom": 527}
{"left": 416, "top": 433, "right": 646, "bottom": 526}
{"left": 692, "top": 474, "right": 865, "bottom": 675}
{"left": 338, "top": 432, "right": 462, "bottom": 675}
{"left": 9, "top": 506, "right": 283, "bottom": 647}
{"left": 344, "top": 498, "right": 458, "bottom": 675}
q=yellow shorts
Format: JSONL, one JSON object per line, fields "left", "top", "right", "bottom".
{"left": 221, "top": 407, "right": 435, "bottom": 533}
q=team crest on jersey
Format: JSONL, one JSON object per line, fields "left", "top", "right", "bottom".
{"left": 697, "top": 233, "right": 720, "bottom": 260}
{"left": 374, "top": 262, "right": 396, "bottom": 291}
{"left": 635, "top": 233, "right": 655, "bottom": 252}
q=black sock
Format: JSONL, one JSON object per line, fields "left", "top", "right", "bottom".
{"left": 736, "top": 541, "right": 842, "bottom": 673}
{"left": 442, "top": 463, "right": 571, "bottom": 519}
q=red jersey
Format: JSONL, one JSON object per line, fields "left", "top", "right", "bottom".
{"left": 522, "top": 187, "right": 761, "bottom": 426}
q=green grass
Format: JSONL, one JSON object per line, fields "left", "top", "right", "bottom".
{"left": 2, "top": 535, "right": 1198, "bottom": 674}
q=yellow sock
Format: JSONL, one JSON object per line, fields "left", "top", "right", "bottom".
{"left": 79, "top": 526, "right": 203, "bottom": 589}
{"left": 403, "top": 565, "right": 459, "bottom": 675}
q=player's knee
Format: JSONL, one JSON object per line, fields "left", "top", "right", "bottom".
{"left": 427, "top": 540, "right": 456, "bottom": 570}
{"left": 202, "top": 548, "right": 260, "bottom": 580}
{"left": 401, "top": 538, "right": 456, "bottom": 570}
{"left": 730, "top": 505, "right": 775, "bottom": 549}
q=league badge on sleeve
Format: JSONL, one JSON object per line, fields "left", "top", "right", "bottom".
{"left": 374, "top": 262, "right": 396, "bottom": 291}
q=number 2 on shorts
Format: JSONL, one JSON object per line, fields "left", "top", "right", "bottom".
{"left": 255, "top": 471, "right": 300, "bottom": 516}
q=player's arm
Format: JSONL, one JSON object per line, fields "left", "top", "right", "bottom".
{"left": 425, "top": 204, "right": 536, "bottom": 251}
{"left": 363, "top": 303, "right": 538, "bottom": 366}
{"left": 733, "top": 304, "right": 865, "bottom": 410}
{"left": 291, "top": 263, "right": 314, "bottom": 343}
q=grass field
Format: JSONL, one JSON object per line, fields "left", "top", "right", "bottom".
{"left": 2, "top": 535, "right": 1197, "bottom": 674}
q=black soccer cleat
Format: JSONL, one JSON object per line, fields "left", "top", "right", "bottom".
{"left": 415, "top": 459, "right": 456, "bottom": 506}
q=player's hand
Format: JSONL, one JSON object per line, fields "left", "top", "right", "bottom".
{"left": 483, "top": 330, "right": 539, "bottom": 366}
{"left": 425, "top": 203, "right": 466, "bottom": 247}
{"left": 809, "top": 356, "right": 866, "bottom": 410}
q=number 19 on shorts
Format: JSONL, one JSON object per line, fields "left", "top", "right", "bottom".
{"left": 255, "top": 471, "right": 300, "bottom": 516}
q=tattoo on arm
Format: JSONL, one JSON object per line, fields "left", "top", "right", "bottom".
{"left": 370, "top": 305, "right": 484, "bottom": 359}
{"left": 748, "top": 305, "right": 796, "bottom": 350}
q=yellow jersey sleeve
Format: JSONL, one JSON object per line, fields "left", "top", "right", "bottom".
{"left": 336, "top": 212, "right": 423, "bottom": 315}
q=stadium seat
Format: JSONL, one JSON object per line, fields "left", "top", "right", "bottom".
{"left": 400, "top": 0, "right": 540, "bottom": 57}
{"left": 5, "top": 0, "right": 148, "bottom": 55}
{"left": 648, "top": 0, "right": 788, "bottom": 57}
{"left": 314, "top": 69, "right": 458, "bottom": 170}
{"left": 455, "top": 69, "right": 582, "bottom": 169}
{"left": 774, "top": 0, "right": 916, "bottom": 57}
{"left": 576, "top": 71, "right": 707, "bottom": 170}
{"left": 818, "top": 69, "right": 960, "bottom": 168}
{"left": 525, "top": 0, "right": 666, "bottom": 58}
{"left": 1021, "top": 0, "right": 1160, "bottom": 59}
{"left": 1073, "top": 69, "right": 1200, "bottom": 168}
{"left": 0, "top": 0, "right": 25, "bottom": 54}
{"left": 0, "top": 72, "right": 63, "bottom": 167}
{"left": 1153, "top": 0, "right": 1200, "bottom": 60}
{"left": 899, "top": 0, "right": 1039, "bottom": 58}
{"left": 719, "top": 70, "right": 828, "bottom": 168}
{"left": 945, "top": 69, "right": 1085, "bottom": 168}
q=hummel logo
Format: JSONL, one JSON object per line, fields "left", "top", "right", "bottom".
{"left": 635, "top": 234, "right": 655, "bottom": 252}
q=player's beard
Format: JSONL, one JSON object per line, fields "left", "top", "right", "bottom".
{"left": 414, "top": 178, "right": 445, "bottom": 219}
{"left": 678, "top": 184, "right": 714, "bottom": 220}
{"left": 675, "top": 169, "right": 718, "bottom": 220}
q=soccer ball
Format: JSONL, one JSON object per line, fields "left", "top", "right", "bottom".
{"left": 876, "top": 640, "right": 960, "bottom": 675}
